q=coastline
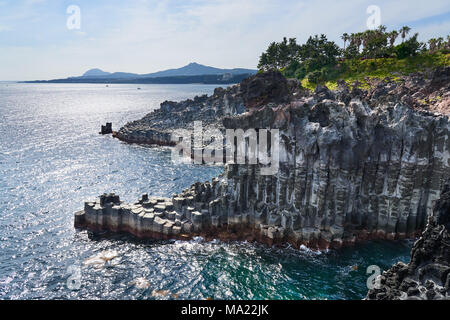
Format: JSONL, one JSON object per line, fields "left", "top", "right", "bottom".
{"left": 76, "top": 69, "right": 449, "bottom": 251}
{"left": 367, "top": 180, "right": 450, "bottom": 300}
{"left": 75, "top": 198, "right": 422, "bottom": 251}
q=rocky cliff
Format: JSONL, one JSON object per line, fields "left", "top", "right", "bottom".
{"left": 76, "top": 68, "right": 450, "bottom": 249}
{"left": 366, "top": 180, "right": 449, "bottom": 300}
{"left": 114, "top": 71, "right": 303, "bottom": 146}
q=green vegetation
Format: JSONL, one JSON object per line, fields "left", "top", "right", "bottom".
{"left": 258, "top": 26, "right": 450, "bottom": 90}
{"left": 300, "top": 52, "right": 450, "bottom": 90}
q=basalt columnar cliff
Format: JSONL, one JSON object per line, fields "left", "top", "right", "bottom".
{"left": 75, "top": 68, "right": 450, "bottom": 250}
{"left": 367, "top": 179, "right": 449, "bottom": 300}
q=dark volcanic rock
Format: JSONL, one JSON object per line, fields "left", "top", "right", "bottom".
{"left": 239, "top": 70, "right": 301, "bottom": 108}
{"left": 115, "top": 82, "right": 244, "bottom": 145}
{"left": 100, "top": 122, "right": 112, "bottom": 134}
{"left": 366, "top": 180, "right": 450, "bottom": 300}
{"left": 366, "top": 67, "right": 450, "bottom": 114}
{"left": 78, "top": 69, "right": 449, "bottom": 250}
{"left": 115, "top": 71, "right": 303, "bottom": 146}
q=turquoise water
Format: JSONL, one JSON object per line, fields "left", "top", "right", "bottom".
{"left": 0, "top": 83, "right": 411, "bottom": 299}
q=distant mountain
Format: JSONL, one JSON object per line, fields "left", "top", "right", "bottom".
{"left": 141, "top": 62, "right": 257, "bottom": 78}
{"left": 24, "top": 74, "right": 253, "bottom": 85}
{"left": 82, "top": 68, "right": 111, "bottom": 77}
{"left": 78, "top": 62, "right": 256, "bottom": 79}
{"left": 23, "top": 62, "right": 257, "bottom": 84}
{"left": 79, "top": 70, "right": 140, "bottom": 79}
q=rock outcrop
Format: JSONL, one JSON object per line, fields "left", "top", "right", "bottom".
{"left": 76, "top": 69, "right": 450, "bottom": 249}
{"left": 366, "top": 180, "right": 450, "bottom": 300}
{"left": 100, "top": 122, "right": 113, "bottom": 134}
{"left": 363, "top": 66, "right": 450, "bottom": 115}
{"left": 114, "top": 71, "right": 303, "bottom": 146}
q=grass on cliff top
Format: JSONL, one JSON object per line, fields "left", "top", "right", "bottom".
{"left": 298, "top": 52, "right": 450, "bottom": 91}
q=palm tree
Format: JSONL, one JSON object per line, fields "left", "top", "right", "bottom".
{"left": 361, "top": 31, "right": 370, "bottom": 51}
{"left": 355, "top": 33, "right": 363, "bottom": 53}
{"left": 399, "top": 26, "right": 411, "bottom": 42}
{"left": 377, "top": 25, "right": 387, "bottom": 33}
{"left": 349, "top": 33, "right": 356, "bottom": 46}
{"left": 436, "top": 37, "right": 444, "bottom": 50}
{"left": 341, "top": 33, "right": 350, "bottom": 50}
{"left": 389, "top": 30, "right": 399, "bottom": 47}
{"left": 428, "top": 38, "right": 437, "bottom": 53}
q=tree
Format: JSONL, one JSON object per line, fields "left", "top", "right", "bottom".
{"left": 377, "top": 25, "right": 387, "bottom": 33}
{"left": 258, "top": 42, "right": 278, "bottom": 70}
{"left": 388, "top": 30, "right": 399, "bottom": 47}
{"left": 399, "top": 26, "right": 411, "bottom": 42}
{"left": 257, "top": 27, "right": 446, "bottom": 84}
{"left": 353, "top": 33, "right": 363, "bottom": 53}
{"left": 297, "top": 34, "right": 341, "bottom": 71}
{"left": 361, "top": 29, "right": 388, "bottom": 60}
{"left": 257, "top": 38, "right": 300, "bottom": 71}
{"left": 343, "top": 43, "right": 359, "bottom": 59}
{"left": 341, "top": 33, "right": 350, "bottom": 50}
{"left": 395, "top": 33, "right": 422, "bottom": 58}
{"left": 428, "top": 38, "right": 437, "bottom": 53}
{"left": 436, "top": 37, "right": 444, "bottom": 50}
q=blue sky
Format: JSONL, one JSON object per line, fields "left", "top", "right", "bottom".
{"left": 0, "top": 0, "right": 449, "bottom": 80}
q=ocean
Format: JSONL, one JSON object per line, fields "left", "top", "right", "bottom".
{"left": 0, "top": 83, "right": 412, "bottom": 300}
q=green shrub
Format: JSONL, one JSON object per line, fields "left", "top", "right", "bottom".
{"left": 307, "top": 70, "right": 322, "bottom": 84}
{"left": 394, "top": 34, "right": 422, "bottom": 59}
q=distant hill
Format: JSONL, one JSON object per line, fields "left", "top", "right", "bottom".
{"left": 23, "top": 73, "right": 253, "bottom": 85}
{"left": 77, "top": 62, "right": 256, "bottom": 80}
{"left": 82, "top": 68, "right": 111, "bottom": 77}
{"left": 140, "top": 62, "right": 257, "bottom": 78}
{"left": 23, "top": 62, "right": 257, "bottom": 84}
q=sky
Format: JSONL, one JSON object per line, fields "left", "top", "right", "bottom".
{"left": 0, "top": 0, "right": 449, "bottom": 81}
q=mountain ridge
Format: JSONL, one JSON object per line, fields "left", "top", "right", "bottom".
{"left": 79, "top": 62, "right": 257, "bottom": 79}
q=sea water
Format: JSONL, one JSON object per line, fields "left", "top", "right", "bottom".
{"left": 0, "top": 83, "right": 411, "bottom": 299}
